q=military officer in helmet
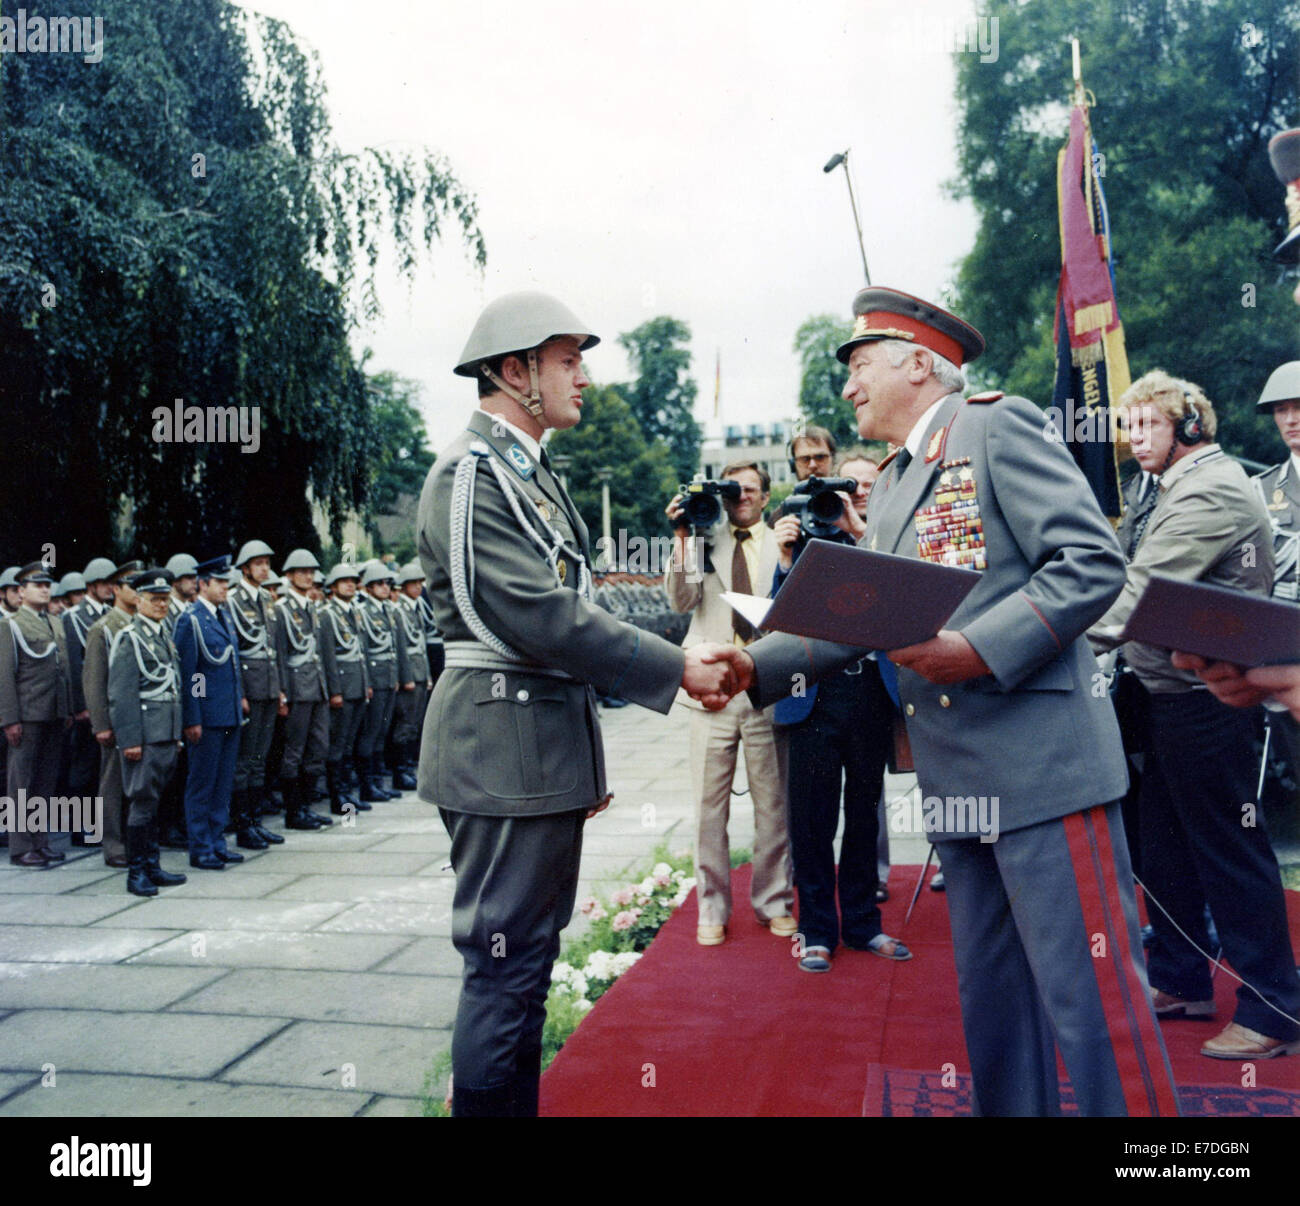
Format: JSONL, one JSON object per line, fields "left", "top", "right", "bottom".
{"left": 320, "top": 563, "right": 372, "bottom": 815}
{"left": 391, "top": 562, "right": 433, "bottom": 787}
{"left": 418, "top": 291, "right": 740, "bottom": 1117}
{"left": 274, "top": 548, "right": 333, "bottom": 830}
{"left": 229, "top": 539, "right": 287, "bottom": 845}
{"left": 354, "top": 560, "right": 407, "bottom": 801}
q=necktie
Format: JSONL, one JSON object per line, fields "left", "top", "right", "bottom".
{"left": 731, "top": 529, "right": 755, "bottom": 643}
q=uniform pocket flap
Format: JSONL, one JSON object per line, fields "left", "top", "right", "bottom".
{"left": 470, "top": 675, "right": 568, "bottom": 706}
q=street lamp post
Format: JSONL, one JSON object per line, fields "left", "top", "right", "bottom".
{"left": 823, "top": 149, "right": 871, "bottom": 285}
{"left": 549, "top": 453, "right": 572, "bottom": 490}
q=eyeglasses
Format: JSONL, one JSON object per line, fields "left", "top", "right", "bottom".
{"left": 793, "top": 452, "right": 831, "bottom": 467}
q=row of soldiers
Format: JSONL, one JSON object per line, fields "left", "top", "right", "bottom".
{"left": 0, "top": 543, "right": 443, "bottom": 895}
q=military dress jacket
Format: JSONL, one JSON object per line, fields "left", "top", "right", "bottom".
{"left": 745, "top": 390, "right": 1130, "bottom": 839}
{"left": 356, "top": 594, "right": 400, "bottom": 690}
{"left": 175, "top": 601, "right": 244, "bottom": 729}
{"left": 228, "top": 579, "right": 281, "bottom": 700}
{"left": 273, "top": 591, "right": 327, "bottom": 702}
{"left": 320, "top": 599, "right": 370, "bottom": 700}
{"left": 416, "top": 408, "right": 685, "bottom": 817}
{"left": 0, "top": 606, "right": 72, "bottom": 726}
{"left": 1255, "top": 459, "right": 1300, "bottom": 603}
{"left": 63, "top": 597, "right": 109, "bottom": 715}
{"left": 83, "top": 607, "right": 135, "bottom": 736}
{"left": 395, "top": 596, "right": 431, "bottom": 683}
{"left": 108, "top": 615, "right": 182, "bottom": 749}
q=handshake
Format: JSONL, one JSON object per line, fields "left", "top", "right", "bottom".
{"left": 681, "top": 644, "right": 756, "bottom": 710}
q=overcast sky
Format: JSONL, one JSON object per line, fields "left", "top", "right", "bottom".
{"left": 236, "top": 0, "right": 994, "bottom": 449}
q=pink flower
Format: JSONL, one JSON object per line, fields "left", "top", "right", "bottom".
{"left": 636, "top": 895, "right": 651, "bottom": 907}
{"left": 579, "top": 896, "right": 599, "bottom": 915}
{"left": 589, "top": 905, "right": 607, "bottom": 922}
{"left": 653, "top": 873, "right": 672, "bottom": 888}
{"left": 611, "top": 909, "right": 641, "bottom": 932}
{"left": 610, "top": 888, "right": 635, "bottom": 906}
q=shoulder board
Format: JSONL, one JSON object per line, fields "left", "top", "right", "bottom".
{"left": 877, "top": 449, "right": 900, "bottom": 471}
{"left": 467, "top": 440, "right": 491, "bottom": 458}
{"left": 1252, "top": 462, "right": 1282, "bottom": 481}
{"left": 967, "top": 391, "right": 1004, "bottom": 404}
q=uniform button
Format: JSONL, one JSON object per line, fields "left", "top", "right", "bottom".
{"left": 939, "top": 694, "right": 951, "bottom": 708}
{"left": 904, "top": 703, "right": 915, "bottom": 717}
{"left": 516, "top": 689, "right": 530, "bottom": 702}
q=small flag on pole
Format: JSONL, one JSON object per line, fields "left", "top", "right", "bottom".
{"left": 1052, "top": 42, "right": 1129, "bottom": 518}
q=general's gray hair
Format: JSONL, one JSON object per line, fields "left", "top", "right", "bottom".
{"left": 878, "top": 338, "right": 966, "bottom": 394}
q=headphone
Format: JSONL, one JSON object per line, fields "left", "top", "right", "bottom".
{"left": 1174, "top": 390, "right": 1205, "bottom": 445}
{"left": 787, "top": 429, "right": 838, "bottom": 473}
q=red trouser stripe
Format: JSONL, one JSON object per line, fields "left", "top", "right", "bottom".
{"left": 1084, "top": 806, "right": 1181, "bottom": 1117}
{"left": 1062, "top": 808, "right": 1178, "bottom": 1117}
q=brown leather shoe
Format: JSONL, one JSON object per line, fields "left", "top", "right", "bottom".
{"left": 697, "top": 924, "right": 725, "bottom": 946}
{"left": 9, "top": 851, "right": 48, "bottom": 868}
{"left": 1201, "top": 1022, "right": 1300, "bottom": 1060}
{"left": 1152, "top": 988, "right": 1215, "bottom": 1019}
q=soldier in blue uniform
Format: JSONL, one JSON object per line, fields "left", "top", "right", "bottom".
{"left": 175, "top": 555, "right": 246, "bottom": 870}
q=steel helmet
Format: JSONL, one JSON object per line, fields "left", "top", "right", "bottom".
{"left": 361, "top": 560, "right": 396, "bottom": 587}
{"left": 234, "top": 539, "right": 275, "bottom": 568}
{"left": 165, "top": 553, "right": 198, "bottom": 578}
{"left": 281, "top": 548, "right": 321, "bottom": 573}
{"left": 1256, "top": 361, "right": 1300, "bottom": 413}
{"left": 325, "top": 563, "right": 362, "bottom": 588}
{"left": 57, "top": 572, "right": 87, "bottom": 596}
{"left": 454, "top": 291, "right": 599, "bottom": 418}
{"left": 82, "top": 557, "right": 118, "bottom": 584}
{"left": 0, "top": 566, "right": 18, "bottom": 589}
{"left": 396, "top": 561, "right": 425, "bottom": 586}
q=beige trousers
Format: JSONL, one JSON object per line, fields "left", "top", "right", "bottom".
{"left": 687, "top": 695, "right": 793, "bottom": 927}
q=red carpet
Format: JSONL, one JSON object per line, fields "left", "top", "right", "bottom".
{"left": 540, "top": 864, "right": 1300, "bottom": 1116}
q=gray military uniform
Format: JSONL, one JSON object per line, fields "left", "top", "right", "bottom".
{"left": 417, "top": 408, "right": 685, "bottom": 1101}
{"left": 274, "top": 590, "right": 328, "bottom": 780}
{"left": 391, "top": 595, "right": 430, "bottom": 747}
{"left": 108, "top": 615, "right": 182, "bottom": 825}
{"left": 321, "top": 597, "right": 370, "bottom": 762}
{"left": 82, "top": 606, "right": 135, "bottom": 862}
{"left": 63, "top": 597, "right": 108, "bottom": 797}
{"left": 354, "top": 593, "right": 402, "bottom": 762}
{"left": 228, "top": 577, "right": 282, "bottom": 796}
{"left": 0, "top": 606, "right": 72, "bottom": 858}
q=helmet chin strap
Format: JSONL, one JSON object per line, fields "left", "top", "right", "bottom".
{"left": 480, "top": 348, "right": 546, "bottom": 420}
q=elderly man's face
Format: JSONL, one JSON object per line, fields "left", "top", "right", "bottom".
{"left": 843, "top": 344, "right": 915, "bottom": 442}
{"left": 138, "top": 591, "right": 170, "bottom": 622}
{"left": 1272, "top": 399, "right": 1300, "bottom": 455}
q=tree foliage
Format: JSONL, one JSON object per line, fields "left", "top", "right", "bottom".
{"left": 547, "top": 384, "right": 679, "bottom": 544}
{"left": 952, "top": 0, "right": 1299, "bottom": 464}
{"left": 0, "top": 0, "right": 484, "bottom": 567}
{"left": 617, "top": 316, "right": 702, "bottom": 483}
{"left": 795, "top": 313, "right": 856, "bottom": 446}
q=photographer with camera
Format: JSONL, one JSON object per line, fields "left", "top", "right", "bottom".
{"left": 665, "top": 463, "right": 795, "bottom": 947}
{"left": 768, "top": 432, "right": 905, "bottom": 973}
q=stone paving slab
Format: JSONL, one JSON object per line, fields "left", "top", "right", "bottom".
{"left": 172, "top": 968, "right": 459, "bottom": 1029}
{"left": 357, "top": 1094, "right": 422, "bottom": 1117}
{"left": 126, "top": 929, "right": 412, "bottom": 972}
{"left": 0, "top": 895, "right": 143, "bottom": 927}
{"left": 0, "top": 963, "right": 228, "bottom": 1012}
{"left": 0, "top": 866, "right": 121, "bottom": 894}
{"left": 225, "top": 851, "right": 436, "bottom": 877}
{"left": 363, "top": 833, "right": 451, "bottom": 854}
{"left": 219, "top": 1020, "right": 445, "bottom": 1098}
{"left": 0, "top": 1071, "right": 38, "bottom": 1102}
{"left": 0, "top": 925, "right": 178, "bottom": 964}
{"left": 90, "top": 898, "right": 351, "bottom": 933}
{"left": 367, "top": 937, "right": 459, "bottom": 977}
{"left": 0, "top": 1009, "right": 288, "bottom": 1079}
{"left": 71, "top": 871, "right": 305, "bottom": 899}
{"left": 265, "top": 874, "right": 453, "bottom": 903}
{"left": 0, "top": 1072, "right": 368, "bottom": 1117}
{"left": 316, "top": 900, "right": 452, "bottom": 937}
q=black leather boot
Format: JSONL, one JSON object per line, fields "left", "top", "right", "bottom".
{"left": 283, "top": 777, "right": 322, "bottom": 830}
{"left": 338, "top": 758, "right": 361, "bottom": 806}
{"left": 144, "top": 822, "right": 187, "bottom": 887}
{"left": 373, "top": 754, "right": 399, "bottom": 800}
{"left": 298, "top": 773, "right": 333, "bottom": 826}
{"left": 326, "top": 762, "right": 348, "bottom": 816}
{"left": 359, "top": 754, "right": 386, "bottom": 803}
{"left": 234, "top": 789, "right": 269, "bottom": 849}
{"left": 126, "top": 825, "right": 158, "bottom": 897}
{"left": 393, "top": 743, "right": 417, "bottom": 791}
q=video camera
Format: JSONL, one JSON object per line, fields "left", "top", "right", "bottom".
{"left": 675, "top": 479, "right": 742, "bottom": 532}
{"left": 783, "top": 476, "right": 857, "bottom": 541}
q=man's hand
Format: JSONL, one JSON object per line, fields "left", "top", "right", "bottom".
{"left": 773, "top": 514, "right": 801, "bottom": 570}
{"left": 585, "top": 792, "right": 614, "bottom": 820}
{"left": 278, "top": 693, "right": 289, "bottom": 718}
{"left": 682, "top": 644, "right": 740, "bottom": 709}
{"left": 1246, "top": 664, "right": 1300, "bottom": 720}
{"left": 4, "top": 723, "right": 21, "bottom": 748}
{"left": 123, "top": 745, "right": 143, "bottom": 763}
{"left": 184, "top": 725, "right": 202, "bottom": 745}
{"left": 95, "top": 729, "right": 114, "bottom": 749}
{"left": 75, "top": 709, "right": 89, "bottom": 722}
{"left": 832, "top": 493, "right": 867, "bottom": 540}
{"left": 402, "top": 681, "right": 415, "bottom": 692}
{"left": 1170, "top": 651, "right": 1277, "bottom": 710}
{"left": 329, "top": 693, "right": 343, "bottom": 710}
{"left": 665, "top": 493, "right": 689, "bottom": 533}
{"left": 366, "top": 687, "right": 374, "bottom": 701}
{"left": 889, "top": 631, "right": 990, "bottom": 685}
{"left": 241, "top": 697, "right": 250, "bottom": 716}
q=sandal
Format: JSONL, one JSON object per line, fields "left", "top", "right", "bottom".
{"left": 799, "top": 945, "right": 832, "bottom": 973}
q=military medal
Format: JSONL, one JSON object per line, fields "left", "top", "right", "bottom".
{"left": 534, "top": 497, "right": 553, "bottom": 522}
{"left": 915, "top": 458, "right": 986, "bottom": 571}
{"left": 558, "top": 560, "right": 568, "bottom": 584}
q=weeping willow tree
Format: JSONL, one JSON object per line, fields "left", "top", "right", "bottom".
{"left": 0, "top": 0, "right": 485, "bottom": 566}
